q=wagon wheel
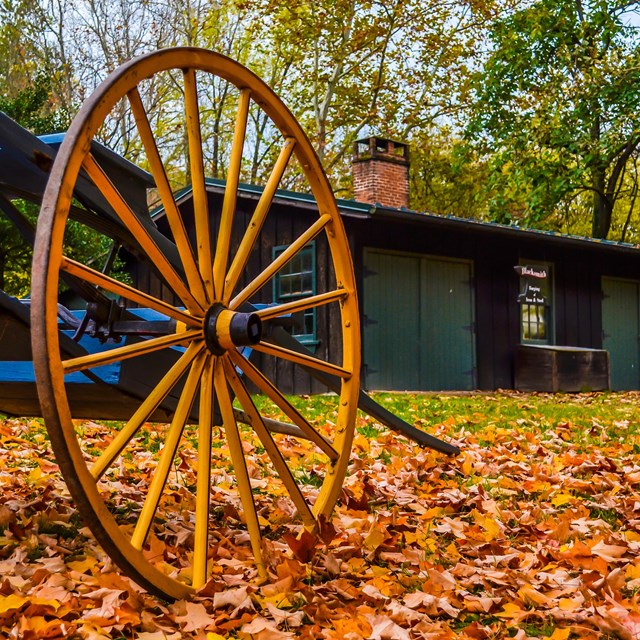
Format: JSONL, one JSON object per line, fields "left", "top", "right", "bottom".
{"left": 31, "top": 48, "right": 360, "bottom": 600}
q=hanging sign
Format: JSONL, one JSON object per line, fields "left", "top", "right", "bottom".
{"left": 515, "top": 265, "right": 548, "bottom": 304}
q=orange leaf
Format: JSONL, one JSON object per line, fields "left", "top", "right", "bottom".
{"left": 332, "top": 616, "right": 373, "bottom": 638}
{"left": 174, "top": 602, "right": 217, "bottom": 632}
{"left": 517, "top": 584, "right": 551, "bottom": 607}
{"left": 283, "top": 528, "right": 317, "bottom": 563}
{"left": 363, "top": 524, "right": 387, "bottom": 551}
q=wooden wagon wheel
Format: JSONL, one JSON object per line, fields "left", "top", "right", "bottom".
{"left": 31, "top": 48, "right": 360, "bottom": 600}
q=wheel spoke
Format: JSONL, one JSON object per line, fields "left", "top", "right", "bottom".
{"left": 127, "top": 88, "right": 208, "bottom": 308}
{"left": 223, "top": 358, "right": 316, "bottom": 528}
{"left": 183, "top": 69, "right": 214, "bottom": 302}
{"left": 213, "top": 89, "right": 251, "bottom": 299}
{"left": 256, "top": 289, "right": 347, "bottom": 321}
{"left": 61, "top": 256, "right": 200, "bottom": 328}
{"left": 193, "top": 354, "right": 214, "bottom": 589}
{"left": 82, "top": 153, "right": 204, "bottom": 316}
{"left": 214, "top": 355, "right": 266, "bottom": 578}
{"left": 224, "top": 138, "right": 296, "bottom": 303}
{"left": 90, "top": 342, "right": 205, "bottom": 480}
{"left": 228, "top": 349, "right": 338, "bottom": 461}
{"left": 63, "top": 329, "right": 202, "bottom": 374}
{"left": 131, "top": 350, "right": 208, "bottom": 551}
{"left": 251, "top": 340, "right": 351, "bottom": 380}
{"left": 230, "top": 213, "right": 332, "bottom": 309}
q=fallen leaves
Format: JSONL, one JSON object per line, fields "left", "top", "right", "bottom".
{"left": 3, "top": 392, "right": 640, "bottom": 637}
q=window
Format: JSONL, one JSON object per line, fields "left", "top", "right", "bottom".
{"left": 272, "top": 242, "right": 317, "bottom": 345}
{"left": 516, "top": 262, "right": 553, "bottom": 344}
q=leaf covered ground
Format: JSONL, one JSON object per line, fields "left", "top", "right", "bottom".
{"left": 2, "top": 391, "right": 640, "bottom": 639}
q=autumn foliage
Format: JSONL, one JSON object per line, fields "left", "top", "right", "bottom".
{"left": 2, "top": 391, "right": 640, "bottom": 639}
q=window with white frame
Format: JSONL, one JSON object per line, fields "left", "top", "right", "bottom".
{"left": 272, "top": 242, "right": 317, "bottom": 345}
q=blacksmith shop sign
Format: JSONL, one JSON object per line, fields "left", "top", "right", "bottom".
{"left": 515, "top": 265, "right": 548, "bottom": 305}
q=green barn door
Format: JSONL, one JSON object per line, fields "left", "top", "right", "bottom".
{"left": 421, "top": 259, "right": 475, "bottom": 390}
{"left": 363, "top": 249, "right": 475, "bottom": 391}
{"left": 363, "top": 251, "right": 420, "bottom": 390}
{"left": 602, "top": 277, "right": 640, "bottom": 390}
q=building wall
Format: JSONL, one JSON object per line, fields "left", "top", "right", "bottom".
{"left": 132, "top": 189, "right": 640, "bottom": 393}
{"left": 347, "top": 214, "right": 635, "bottom": 391}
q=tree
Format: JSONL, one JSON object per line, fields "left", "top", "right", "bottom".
{"left": 408, "top": 128, "right": 490, "bottom": 217}
{"left": 0, "top": 2, "right": 73, "bottom": 295}
{"left": 0, "top": 0, "right": 495, "bottom": 219}
{"left": 249, "top": 0, "right": 490, "bottom": 196}
{"left": 467, "top": 0, "right": 640, "bottom": 239}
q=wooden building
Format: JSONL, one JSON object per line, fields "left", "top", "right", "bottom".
{"left": 140, "top": 137, "right": 640, "bottom": 393}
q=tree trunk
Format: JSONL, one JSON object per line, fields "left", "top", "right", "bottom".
{"left": 591, "top": 165, "right": 611, "bottom": 238}
{"left": 590, "top": 111, "right": 612, "bottom": 239}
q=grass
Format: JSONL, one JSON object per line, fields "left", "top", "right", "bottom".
{"left": 365, "top": 390, "right": 640, "bottom": 450}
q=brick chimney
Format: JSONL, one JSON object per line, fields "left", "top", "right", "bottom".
{"left": 352, "top": 136, "right": 409, "bottom": 208}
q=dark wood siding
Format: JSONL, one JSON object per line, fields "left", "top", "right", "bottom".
{"left": 131, "top": 189, "right": 344, "bottom": 394}
{"left": 131, "top": 188, "right": 640, "bottom": 393}
{"left": 347, "top": 212, "right": 640, "bottom": 391}
{"left": 474, "top": 252, "right": 519, "bottom": 390}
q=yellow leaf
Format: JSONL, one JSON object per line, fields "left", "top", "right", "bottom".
{"left": 482, "top": 518, "right": 501, "bottom": 540}
{"left": 207, "top": 634, "right": 228, "bottom": 640}
{"left": 67, "top": 556, "right": 99, "bottom": 574}
{"left": 258, "top": 593, "right": 293, "bottom": 609}
{"left": 498, "top": 476, "right": 519, "bottom": 490}
{"left": 495, "top": 602, "right": 524, "bottom": 619}
{"left": 626, "top": 564, "right": 640, "bottom": 579}
{"left": 549, "top": 629, "right": 571, "bottom": 640}
{"left": 422, "top": 507, "right": 444, "bottom": 520}
{"left": 558, "top": 597, "right": 582, "bottom": 611}
{"left": 0, "top": 594, "right": 28, "bottom": 613}
{"left": 27, "top": 467, "right": 51, "bottom": 486}
{"left": 420, "top": 537, "right": 437, "bottom": 553}
{"left": 352, "top": 433, "right": 370, "bottom": 453}
{"left": 461, "top": 453, "right": 473, "bottom": 476}
{"left": 404, "top": 531, "right": 418, "bottom": 545}
{"left": 551, "top": 493, "right": 573, "bottom": 507}
{"left": 624, "top": 531, "right": 640, "bottom": 543}
{"left": 363, "top": 525, "right": 386, "bottom": 551}
{"left": 24, "top": 597, "right": 62, "bottom": 611}
{"left": 471, "top": 510, "right": 501, "bottom": 541}
{"left": 405, "top": 530, "right": 437, "bottom": 551}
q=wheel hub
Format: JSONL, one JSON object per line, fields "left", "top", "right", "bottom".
{"left": 204, "top": 303, "right": 262, "bottom": 355}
